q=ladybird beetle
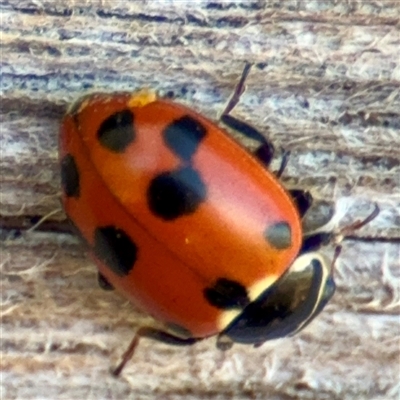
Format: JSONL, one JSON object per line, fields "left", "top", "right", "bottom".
{"left": 59, "top": 63, "right": 378, "bottom": 375}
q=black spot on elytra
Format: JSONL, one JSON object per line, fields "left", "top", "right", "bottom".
{"left": 97, "top": 109, "right": 135, "bottom": 152}
{"left": 61, "top": 154, "right": 80, "bottom": 197}
{"left": 147, "top": 166, "right": 207, "bottom": 220}
{"left": 163, "top": 115, "right": 207, "bottom": 162}
{"left": 93, "top": 226, "right": 137, "bottom": 276}
{"left": 264, "top": 221, "right": 292, "bottom": 250}
{"left": 204, "top": 278, "right": 250, "bottom": 310}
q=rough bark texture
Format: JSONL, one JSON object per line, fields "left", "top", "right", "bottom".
{"left": 1, "top": 1, "right": 399, "bottom": 399}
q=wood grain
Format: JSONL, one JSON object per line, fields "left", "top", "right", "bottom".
{"left": 1, "top": 1, "right": 399, "bottom": 399}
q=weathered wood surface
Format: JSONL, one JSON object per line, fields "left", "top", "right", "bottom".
{"left": 1, "top": 1, "right": 399, "bottom": 399}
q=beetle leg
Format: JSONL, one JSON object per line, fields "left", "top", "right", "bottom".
{"left": 220, "top": 114, "right": 275, "bottom": 168}
{"left": 216, "top": 333, "right": 234, "bottom": 351}
{"left": 300, "top": 203, "right": 380, "bottom": 254}
{"left": 221, "top": 63, "right": 290, "bottom": 174}
{"left": 220, "top": 63, "right": 276, "bottom": 167}
{"left": 221, "top": 66, "right": 312, "bottom": 218}
{"left": 288, "top": 189, "right": 314, "bottom": 219}
{"left": 112, "top": 327, "right": 200, "bottom": 376}
{"left": 300, "top": 232, "right": 333, "bottom": 254}
{"left": 97, "top": 272, "right": 115, "bottom": 291}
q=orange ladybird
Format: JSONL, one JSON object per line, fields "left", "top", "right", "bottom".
{"left": 59, "top": 63, "right": 377, "bottom": 375}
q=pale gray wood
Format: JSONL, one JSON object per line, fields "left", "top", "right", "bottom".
{"left": 1, "top": 1, "right": 399, "bottom": 399}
